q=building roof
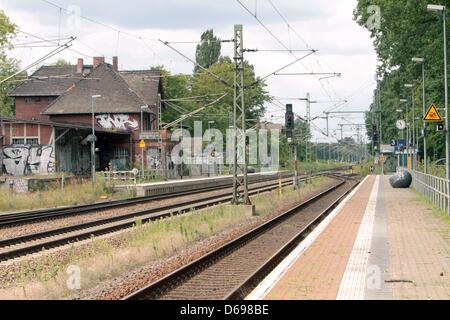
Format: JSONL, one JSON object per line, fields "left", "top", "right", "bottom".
{"left": 9, "top": 65, "right": 83, "bottom": 97}
{"left": 120, "top": 70, "right": 162, "bottom": 107}
{"left": 0, "top": 116, "right": 131, "bottom": 135}
{"left": 42, "top": 64, "right": 162, "bottom": 115}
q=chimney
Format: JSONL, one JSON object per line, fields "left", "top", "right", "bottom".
{"left": 77, "top": 58, "right": 84, "bottom": 74}
{"left": 112, "top": 56, "right": 118, "bottom": 71}
{"left": 93, "top": 56, "right": 105, "bottom": 68}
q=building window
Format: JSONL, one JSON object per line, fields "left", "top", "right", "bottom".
{"left": 113, "top": 147, "right": 129, "bottom": 159}
{"left": 34, "top": 97, "right": 41, "bottom": 103}
{"left": 12, "top": 138, "right": 25, "bottom": 145}
{"left": 26, "top": 138, "right": 39, "bottom": 145}
{"left": 11, "top": 137, "right": 39, "bottom": 145}
{"left": 25, "top": 98, "right": 32, "bottom": 104}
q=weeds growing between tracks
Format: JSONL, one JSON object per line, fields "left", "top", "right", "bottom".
{"left": 0, "top": 177, "right": 327, "bottom": 300}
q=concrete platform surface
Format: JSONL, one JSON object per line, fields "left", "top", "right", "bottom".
{"left": 250, "top": 175, "right": 450, "bottom": 300}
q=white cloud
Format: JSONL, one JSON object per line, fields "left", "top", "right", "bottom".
{"left": 2, "top": 0, "right": 377, "bottom": 141}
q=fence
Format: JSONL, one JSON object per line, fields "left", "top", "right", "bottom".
{"left": 411, "top": 169, "right": 450, "bottom": 214}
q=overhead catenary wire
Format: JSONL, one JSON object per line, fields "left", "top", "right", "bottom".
{"left": 235, "top": 0, "right": 339, "bottom": 103}
{"left": 0, "top": 38, "right": 74, "bottom": 84}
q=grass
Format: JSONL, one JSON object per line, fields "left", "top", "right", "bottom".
{"left": 0, "top": 176, "right": 329, "bottom": 300}
{"left": 0, "top": 176, "right": 132, "bottom": 214}
{"left": 414, "top": 191, "right": 450, "bottom": 227}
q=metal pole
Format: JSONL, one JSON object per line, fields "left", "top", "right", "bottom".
{"left": 294, "top": 144, "right": 299, "bottom": 189}
{"left": 443, "top": 8, "right": 450, "bottom": 214}
{"left": 91, "top": 99, "right": 96, "bottom": 188}
{"left": 306, "top": 93, "right": 311, "bottom": 163}
{"left": 141, "top": 109, "right": 144, "bottom": 180}
{"left": 232, "top": 24, "right": 250, "bottom": 205}
{"left": 412, "top": 88, "right": 416, "bottom": 171}
{"left": 423, "top": 62, "right": 428, "bottom": 173}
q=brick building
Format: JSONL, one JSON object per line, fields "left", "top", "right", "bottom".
{"left": 1, "top": 57, "right": 170, "bottom": 176}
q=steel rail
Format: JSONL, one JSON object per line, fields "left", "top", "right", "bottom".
{"left": 0, "top": 173, "right": 292, "bottom": 227}
{"left": 0, "top": 176, "right": 312, "bottom": 262}
{"left": 0, "top": 167, "right": 351, "bottom": 227}
{"left": 123, "top": 176, "right": 358, "bottom": 300}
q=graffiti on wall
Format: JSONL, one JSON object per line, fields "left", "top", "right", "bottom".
{"left": 147, "top": 147, "right": 161, "bottom": 169}
{"left": 2, "top": 145, "right": 55, "bottom": 176}
{"left": 96, "top": 114, "right": 139, "bottom": 131}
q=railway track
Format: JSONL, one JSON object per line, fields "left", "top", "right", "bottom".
{"left": 123, "top": 175, "right": 359, "bottom": 300}
{"left": 0, "top": 174, "right": 325, "bottom": 262}
{"left": 0, "top": 167, "right": 351, "bottom": 228}
{"left": 0, "top": 173, "right": 292, "bottom": 227}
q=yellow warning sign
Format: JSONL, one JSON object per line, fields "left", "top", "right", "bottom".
{"left": 424, "top": 103, "right": 443, "bottom": 122}
{"left": 380, "top": 155, "right": 385, "bottom": 162}
{"left": 139, "top": 140, "right": 146, "bottom": 149}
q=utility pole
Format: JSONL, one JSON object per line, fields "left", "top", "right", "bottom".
{"left": 232, "top": 24, "right": 250, "bottom": 206}
{"left": 306, "top": 93, "right": 311, "bottom": 163}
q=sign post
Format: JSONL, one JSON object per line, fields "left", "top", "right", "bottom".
{"left": 139, "top": 139, "right": 146, "bottom": 180}
{"left": 380, "top": 154, "right": 385, "bottom": 175}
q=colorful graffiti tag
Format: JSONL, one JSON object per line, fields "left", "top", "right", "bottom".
{"left": 96, "top": 114, "right": 139, "bottom": 131}
{"left": 2, "top": 145, "right": 55, "bottom": 176}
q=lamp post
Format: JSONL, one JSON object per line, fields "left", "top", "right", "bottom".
{"left": 400, "top": 99, "right": 409, "bottom": 167}
{"left": 140, "top": 105, "right": 149, "bottom": 180}
{"left": 397, "top": 107, "right": 406, "bottom": 168}
{"left": 428, "top": 4, "right": 449, "bottom": 214}
{"left": 428, "top": 4, "right": 449, "bottom": 197}
{"left": 91, "top": 95, "right": 101, "bottom": 188}
{"left": 412, "top": 57, "right": 427, "bottom": 173}
{"left": 405, "top": 84, "right": 415, "bottom": 170}
{"left": 207, "top": 121, "right": 215, "bottom": 177}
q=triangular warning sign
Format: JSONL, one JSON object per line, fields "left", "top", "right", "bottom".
{"left": 424, "top": 104, "right": 443, "bottom": 122}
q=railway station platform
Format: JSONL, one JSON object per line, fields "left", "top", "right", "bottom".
{"left": 248, "top": 175, "right": 450, "bottom": 300}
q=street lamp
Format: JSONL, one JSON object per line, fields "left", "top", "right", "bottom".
{"left": 412, "top": 57, "right": 427, "bottom": 173}
{"left": 405, "top": 84, "right": 416, "bottom": 170}
{"left": 428, "top": 5, "right": 449, "bottom": 206}
{"left": 400, "top": 99, "right": 409, "bottom": 168}
{"left": 91, "top": 95, "right": 101, "bottom": 187}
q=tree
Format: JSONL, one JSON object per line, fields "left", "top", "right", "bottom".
{"left": 150, "top": 65, "right": 193, "bottom": 125}
{"left": 52, "top": 59, "right": 71, "bottom": 66}
{"left": 191, "top": 56, "right": 269, "bottom": 134}
{"left": 194, "top": 29, "right": 221, "bottom": 74}
{"left": 0, "top": 58, "right": 22, "bottom": 116}
{"left": 354, "top": 0, "right": 447, "bottom": 160}
{"left": 0, "top": 10, "right": 18, "bottom": 117}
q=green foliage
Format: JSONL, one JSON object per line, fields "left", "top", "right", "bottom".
{"left": 354, "top": 0, "right": 448, "bottom": 161}
{"left": 51, "top": 59, "right": 71, "bottom": 66}
{"left": 0, "top": 10, "right": 16, "bottom": 50}
{"left": 191, "top": 56, "right": 269, "bottom": 132}
{"left": 156, "top": 56, "right": 270, "bottom": 135}
{"left": 194, "top": 29, "right": 221, "bottom": 74}
{"left": 0, "top": 57, "right": 22, "bottom": 116}
{"left": 0, "top": 10, "right": 18, "bottom": 117}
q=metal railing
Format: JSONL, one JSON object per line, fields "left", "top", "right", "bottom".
{"left": 411, "top": 169, "right": 450, "bottom": 214}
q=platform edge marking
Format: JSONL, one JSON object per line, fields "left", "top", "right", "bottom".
{"left": 336, "top": 175, "right": 380, "bottom": 300}
{"left": 246, "top": 175, "right": 371, "bottom": 300}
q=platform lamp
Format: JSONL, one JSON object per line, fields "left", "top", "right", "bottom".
{"left": 91, "top": 95, "right": 102, "bottom": 188}
{"left": 412, "top": 57, "right": 427, "bottom": 173}
{"left": 399, "top": 98, "right": 409, "bottom": 165}
{"left": 396, "top": 109, "right": 404, "bottom": 168}
{"left": 140, "top": 105, "right": 149, "bottom": 179}
{"left": 405, "top": 84, "right": 415, "bottom": 170}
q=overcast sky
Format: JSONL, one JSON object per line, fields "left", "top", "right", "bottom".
{"left": 1, "top": 0, "right": 378, "bottom": 142}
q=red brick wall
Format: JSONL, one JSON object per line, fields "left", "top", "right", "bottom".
{"left": 15, "top": 97, "right": 56, "bottom": 121}
{"left": 2, "top": 123, "right": 53, "bottom": 145}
